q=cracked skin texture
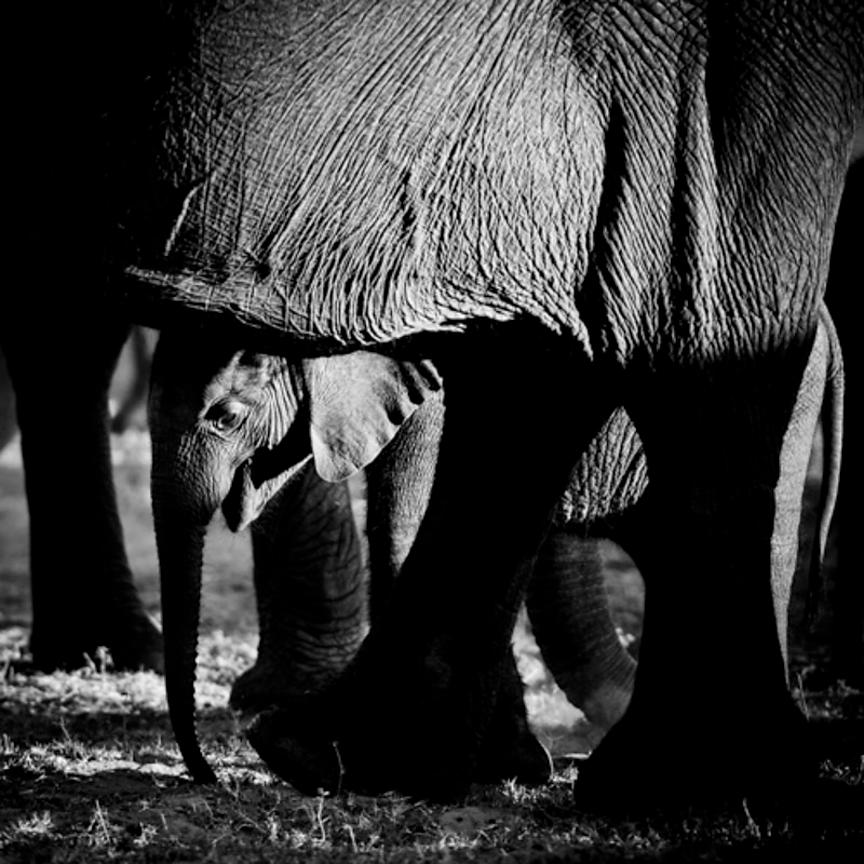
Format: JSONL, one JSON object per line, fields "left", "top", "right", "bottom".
{"left": 115, "top": 1, "right": 860, "bottom": 366}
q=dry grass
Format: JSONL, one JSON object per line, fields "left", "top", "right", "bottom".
{"left": 1, "top": 625, "right": 860, "bottom": 863}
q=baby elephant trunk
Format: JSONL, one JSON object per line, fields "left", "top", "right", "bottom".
{"left": 151, "top": 474, "right": 219, "bottom": 784}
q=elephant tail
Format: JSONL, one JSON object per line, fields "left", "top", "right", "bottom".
{"left": 804, "top": 305, "right": 844, "bottom": 626}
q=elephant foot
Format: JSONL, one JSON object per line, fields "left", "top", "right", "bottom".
{"left": 247, "top": 708, "right": 345, "bottom": 796}
{"left": 105, "top": 611, "right": 164, "bottom": 673}
{"left": 245, "top": 672, "right": 489, "bottom": 801}
{"left": 475, "top": 731, "right": 553, "bottom": 787}
{"left": 247, "top": 686, "right": 551, "bottom": 797}
{"left": 246, "top": 640, "right": 539, "bottom": 799}
{"left": 247, "top": 705, "right": 474, "bottom": 800}
{"left": 246, "top": 703, "right": 409, "bottom": 797}
{"left": 475, "top": 671, "right": 553, "bottom": 787}
{"left": 572, "top": 705, "right": 816, "bottom": 815}
{"left": 29, "top": 610, "right": 163, "bottom": 674}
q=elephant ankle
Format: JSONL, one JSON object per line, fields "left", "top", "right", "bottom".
{"left": 247, "top": 708, "right": 344, "bottom": 796}
{"left": 475, "top": 731, "right": 553, "bottom": 787}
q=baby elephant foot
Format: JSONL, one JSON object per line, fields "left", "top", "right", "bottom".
{"left": 246, "top": 701, "right": 414, "bottom": 797}
{"left": 247, "top": 648, "right": 524, "bottom": 799}
{"left": 247, "top": 697, "right": 479, "bottom": 800}
{"left": 573, "top": 705, "right": 816, "bottom": 815}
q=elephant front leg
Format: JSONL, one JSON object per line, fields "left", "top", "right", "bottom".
{"left": 230, "top": 463, "right": 368, "bottom": 713}
{"left": 249, "top": 343, "right": 610, "bottom": 799}
{"left": 577, "top": 355, "right": 823, "bottom": 811}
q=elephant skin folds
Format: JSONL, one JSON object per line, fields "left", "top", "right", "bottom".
{"left": 118, "top": 0, "right": 605, "bottom": 352}
{"left": 116, "top": 2, "right": 862, "bottom": 371}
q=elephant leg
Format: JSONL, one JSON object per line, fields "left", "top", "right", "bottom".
{"left": 1, "top": 315, "right": 162, "bottom": 672}
{"left": 230, "top": 461, "right": 367, "bottom": 711}
{"left": 578, "top": 346, "right": 825, "bottom": 809}
{"left": 475, "top": 643, "right": 554, "bottom": 786}
{"left": 249, "top": 341, "right": 612, "bottom": 799}
{"left": 357, "top": 391, "right": 554, "bottom": 786}
{"left": 527, "top": 531, "right": 636, "bottom": 734}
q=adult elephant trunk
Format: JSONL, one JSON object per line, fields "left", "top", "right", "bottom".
{"left": 151, "top": 464, "right": 221, "bottom": 784}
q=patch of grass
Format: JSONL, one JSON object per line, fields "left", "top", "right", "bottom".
{"left": 7, "top": 811, "right": 54, "bottom": 840}
{"left": 1, "top": 626, "right": 861, "bottom": 864}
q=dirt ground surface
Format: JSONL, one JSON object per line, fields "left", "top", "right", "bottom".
{"left": 1, "top": 355, "right": 861, "bottom": 862}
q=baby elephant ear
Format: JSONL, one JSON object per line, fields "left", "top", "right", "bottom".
{"left": 305, "top": 352, "right": 442, "bottom": 482}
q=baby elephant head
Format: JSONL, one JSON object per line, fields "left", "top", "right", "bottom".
{"left": 146, "top": 328, "right": 440, "bottom": 784}
{"left": 148, "top": 329, "right": 441, "bottom": 530}
{"left": 149, "top": 335, "right": 308, "bottom": 532}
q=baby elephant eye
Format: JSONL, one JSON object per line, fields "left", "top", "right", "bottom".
{"left": 205, "top": 399, "right": 248, "bottom": 433}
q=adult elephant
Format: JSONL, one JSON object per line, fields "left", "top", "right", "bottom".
{"left": 44, "top": 0, "right": 863, "bottom": 807}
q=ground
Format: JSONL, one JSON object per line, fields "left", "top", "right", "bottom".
{"left": 0, "top": 349, "right": 861, "bottom": 862}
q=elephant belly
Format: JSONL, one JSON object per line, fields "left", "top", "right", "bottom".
{"left": 116, "top": 0, "right": 613, "bottom": 353}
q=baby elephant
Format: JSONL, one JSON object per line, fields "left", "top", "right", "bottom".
{"left": 148, "top": 329, "right": 427, "bottom": 783}
{"left": 148, "top": 329, "right": 637, "bottom": 790}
